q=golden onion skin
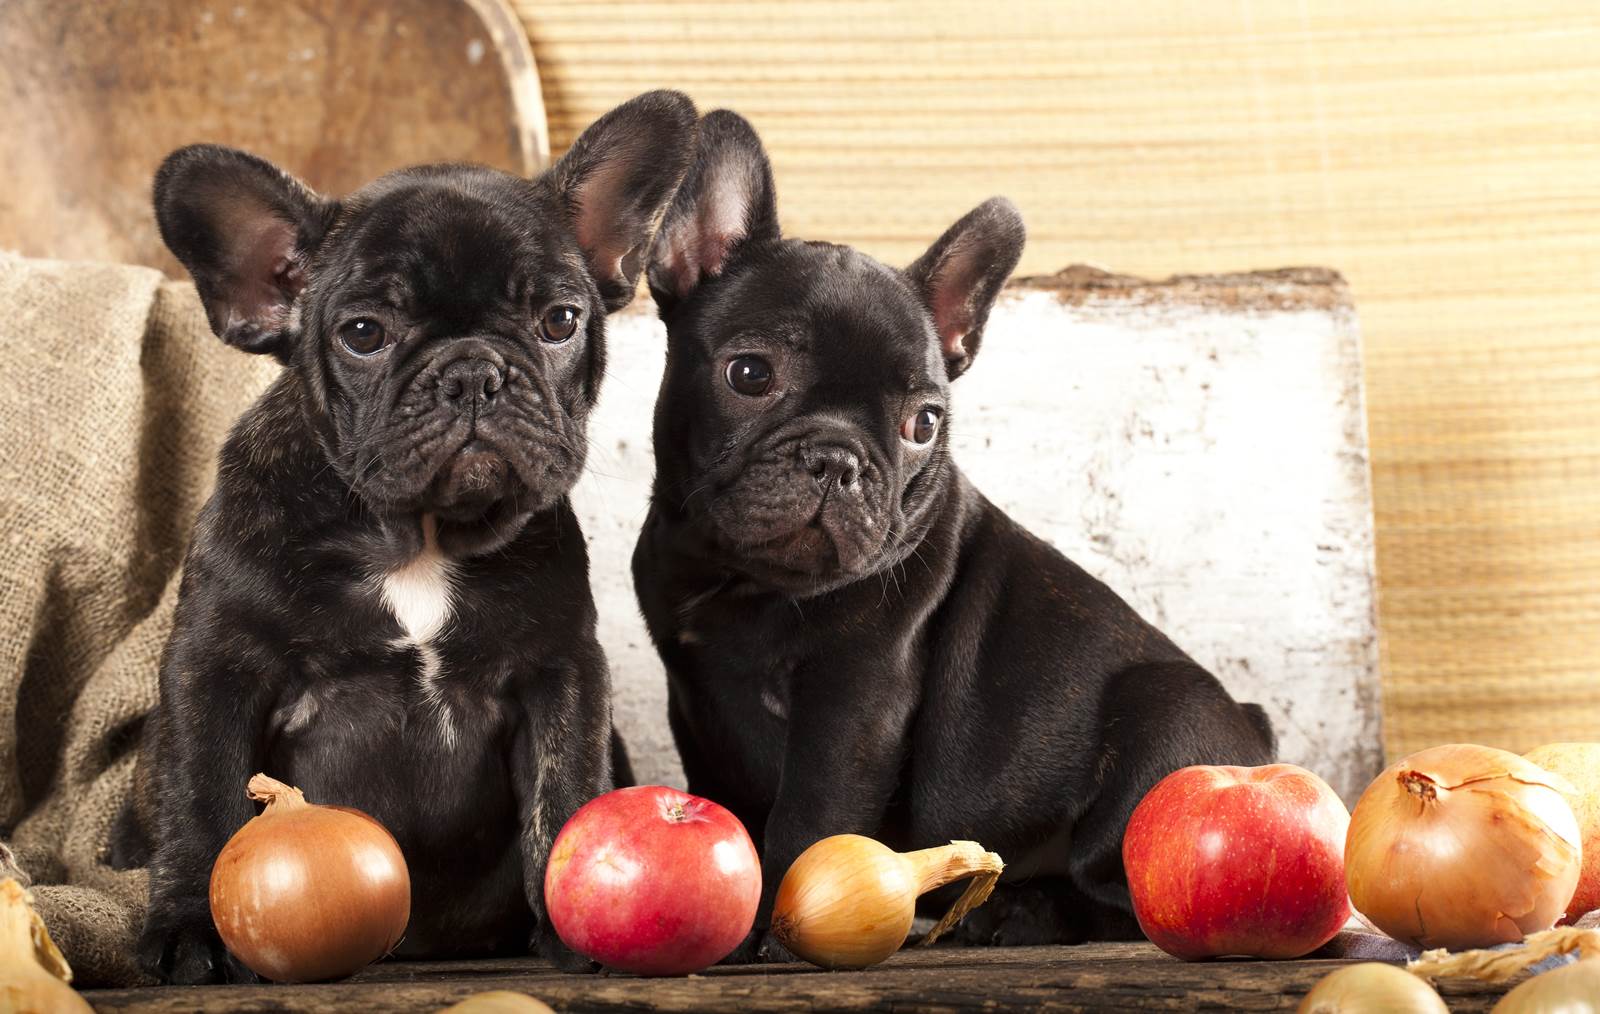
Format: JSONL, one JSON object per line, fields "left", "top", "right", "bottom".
{"left": 771, "top": 835, "right": 1003, "bottom": 970}
{"left": 0, "top": 879, "right": 93, "bottom": 1014}
{"left": 437, "top": 992, "right": 557, "bottom": 1013}
{"left": 1345, "top": 744, "right": 1582, "bottom": 951}
{"left": 209, "top": 776, "right": 411, "bottom": 983}
{"left": 771, "top": 835, "right": 918, "bottom": 970}
{"left": 1297, "top": 962, "right": 1449, "bottom": 1013}
{"left": 1490, "top": 958, "right": 1600, "bottom": 1013}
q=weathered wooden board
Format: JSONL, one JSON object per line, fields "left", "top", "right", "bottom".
{"left": 79, "top": 943, "right": 1519, "bottom": 1012}
{"left": 583, "top": 268, "right": 1382, "bottom": 803}
{"left": 0, "top": 0, "right": 545, "bottom": 276}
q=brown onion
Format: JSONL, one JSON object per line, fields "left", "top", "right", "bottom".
{"left": 1346, "top": 744, "right": 1581, "bottom": 951}
{"left": 210, "top": 773, "right": 410, "bottom": 982}
{"left": 1297, "top": 962, "right": 1448, "bottom": 1013}
{"left": 772, "top": 835, "right": 1004, "bottom": 969}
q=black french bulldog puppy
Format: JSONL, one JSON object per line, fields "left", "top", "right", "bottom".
{"left": 122, "top": 90, "right": 697, "bottom": 983}
{"left": 633, "top": 111, "right": 1277, "bottom": 956}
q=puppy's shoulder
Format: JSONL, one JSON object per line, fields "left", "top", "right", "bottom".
{"left": 206, "top": 372, "right": 333, "bottom": 536}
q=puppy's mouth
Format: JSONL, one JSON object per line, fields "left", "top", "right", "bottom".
{"left": 715, "top": 490, "right": 887, "bottom": 583}
{"left": 426, "top": 439, "right": 515, "bottom": 521}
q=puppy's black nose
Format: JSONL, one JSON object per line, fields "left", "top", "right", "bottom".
{"left": 803, "top": 444, "right": 861, "bottom": 492}
{"left": 439, "top": 358, "right": 505, "bottom": 412}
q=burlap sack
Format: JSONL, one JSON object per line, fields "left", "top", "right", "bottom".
{"left": 0, "top": 249, "right": 278, "bottom": 986}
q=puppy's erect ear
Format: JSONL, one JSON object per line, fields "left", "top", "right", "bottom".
{"left": 154, "top": 145, "right": 334, "bottom": 361}
{"left": 646, "top": 109, "right": 780, "bottom": 308}
{"left": 906, "top": 197, "right": 1026, "bottom": 380}
{"left": 549, "top": 90, "right": 698, "bottom": 312}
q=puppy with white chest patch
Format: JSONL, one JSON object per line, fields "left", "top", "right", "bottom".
{"left": 113, "top": 91, "right": 698, "bottom": 983}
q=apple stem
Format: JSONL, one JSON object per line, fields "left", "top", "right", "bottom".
{"left": 903, "top": 841, "right": 1005, "bottom": 946}
{"left": 246, "top": 773, "right": 308, "bottom": 812}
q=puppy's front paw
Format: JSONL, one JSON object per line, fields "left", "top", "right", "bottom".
{"left": 534, "top": 924, "right": 598, "bottom": 974}
{"left": 757, "top": 930, "right": 798, "bottom": 964}
{"left": 939, "top": 884, "right": 1082, "bottom": 947}
{"left": 138, "top": 917, "right": 257, "bottom": 985}
{"left": 720, "top": 928, "right": 794, "bottom": 965}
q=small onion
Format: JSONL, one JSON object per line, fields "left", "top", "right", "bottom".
{"left": 0, "top": 878, "right": 92, "bottom": 1014}
{"left": 1297, "top": 963, "right": 1448, "bottom": 1013}
{"left": 771, "top": 835, "right": 1003, "bottom": 970}
{"left": 1491, "top": 959, "right": 1600, "bottom": 1013}
{"left": 437, "top": 992, "right": 557, "bottom": 1013}
{"left": 210, "top": 773, "right": 411, "bottom": 982}
{"left": 1346, "top": 744, "right": 1582, "bottom": 951}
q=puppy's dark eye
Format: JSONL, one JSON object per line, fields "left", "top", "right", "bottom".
{"left": 902, "top": 407, "right": 941, "bottom": 445}
{"left": 541, "top": 305, "right": 580, "bottom": 343}
{"left": 339, "top": 318, "right": 389, "bottom": 356}
{"left": 725, "top": 356, "right": 774, "bottom": 397}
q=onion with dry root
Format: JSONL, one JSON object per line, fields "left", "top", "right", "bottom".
{"left": 210, "top": 773, "right": 411, "bottom": 982}
{"left": 0, "top": 878, "right": 91, "bottom": 1014}
{"left": 1345, "top": 743, "right": 1582, "bottom": 950}
{"left": 1410, "top": 926, "right": 1600, "bottom": 1013}
{"left": 1296, "top": 962, "right": 1448, "bottom": 1014}
{"left": 771, "top": 834, "right": 1004, "bottom": 969}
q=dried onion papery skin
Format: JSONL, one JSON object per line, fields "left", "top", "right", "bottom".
{"left": 1345, "top": 743, "right": 1582, "bottom": 951}
{"left": 1296, "top": 962, "right": 1448, "bottom": 1014}
{"left": 1408, "top": 926, "right": 1600, "bottom": 1013}
{"left": 1524, "top": 742, "right": 1600, "bottom": 925}
{"left": 0, "top": 877, "right": 92, "bottom": 1014}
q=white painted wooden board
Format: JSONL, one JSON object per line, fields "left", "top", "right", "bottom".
{"left": 574, "top": 268, "right": 1382, "bottom": 803}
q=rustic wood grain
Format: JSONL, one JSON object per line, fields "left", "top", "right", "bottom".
{"left": 514, "top": 0, "right": 1600, "bottom": 761}
{"left": 79, "top": 943, "right": 1519, "bottom": 1012}
{"left": 0, "top": 0, "right": 546, "bottom": 276}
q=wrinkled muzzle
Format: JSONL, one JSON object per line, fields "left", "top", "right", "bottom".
{"left": 704, "top": 424, "right": 892, "bottom": 578}
{"left": 350, "top": 338, "right": 582, "bottom": 521}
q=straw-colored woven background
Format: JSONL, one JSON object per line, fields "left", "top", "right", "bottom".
{"left": 513, "top": 0, "right": 1600, "bottom": 760}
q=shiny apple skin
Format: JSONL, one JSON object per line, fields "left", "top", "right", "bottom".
{"left": 1122, "top": 763, "right": 1351, "bottom": 960}
{"left": 543, "top": 785, "right": 761, "bottom": 975}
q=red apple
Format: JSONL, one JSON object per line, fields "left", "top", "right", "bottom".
{"left": 1122, "top": 763, "right": 1351, "bottom": 959}
{"left": 543, "top": 785, "right": 760, "bottom": 975}
{"left": 1524, "top": 742, "right": 1600, "bottom": 924}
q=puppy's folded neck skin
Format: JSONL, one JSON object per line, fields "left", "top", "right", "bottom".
{"left": 642, "top": 110, "right": 1023, "bottom": 599}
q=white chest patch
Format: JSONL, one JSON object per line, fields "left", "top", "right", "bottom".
{"left": 380, "top": 515, "right": 456, "bottom": 644}
{"left": 378, "top": 515, "right": 459, "bottom": 746}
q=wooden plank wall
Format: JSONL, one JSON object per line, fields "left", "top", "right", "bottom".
{"left": 512, "top": 0, "right": 1600, "bottom": 760}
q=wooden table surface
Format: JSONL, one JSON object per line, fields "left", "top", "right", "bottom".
{"left": 82, "top": 942, "right": 1518, "bottom": 1012}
